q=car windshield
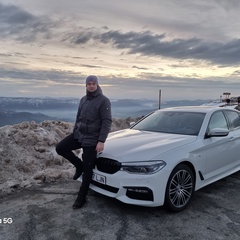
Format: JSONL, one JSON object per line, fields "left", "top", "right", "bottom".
{"left": 132, "top": 111, "right": 206, "bottom": 135}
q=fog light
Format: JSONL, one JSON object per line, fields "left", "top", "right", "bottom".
{"left": 124, "top": 187, "right": 153, "bottom": 201}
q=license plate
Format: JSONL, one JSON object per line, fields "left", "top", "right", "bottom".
{"left": 92, "top": 172, "right": 106, "bottom": 185}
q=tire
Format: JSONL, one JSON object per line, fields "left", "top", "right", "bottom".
{"left": 164, "top": 164, "right": 195, "bottom": 212}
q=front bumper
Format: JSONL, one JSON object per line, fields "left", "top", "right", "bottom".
{"left": 89, "top": 167, "right": 169, "bottom": 207}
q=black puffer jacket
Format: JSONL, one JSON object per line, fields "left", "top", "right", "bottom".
{"left": 73, "top": 85, "right": 112, "bottom": 147}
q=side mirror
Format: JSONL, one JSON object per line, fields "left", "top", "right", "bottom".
{"left": 208, "top": 128, "right": 229, "bottom": 137}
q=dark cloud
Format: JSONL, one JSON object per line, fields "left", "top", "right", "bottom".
{"left": 101, "top": 31, "right": 240, "bottom": 66}
{"left": 0, "top": 68, "right": 82, "bottom": 84}
{"left": 1, "top": 2, "right": 240, "bottom": 69}
{"left": 0, "top": 3, "right": 34, "bottom": 24}
{"left": 68, "top": 28, "right": 240, "bottom": 66}
{"left": 1, "top": 65, "right": 239, "bottom": 100}
{"left": 1, "top": 64, "right": 238, "bottom": 92}
{"left": 0, "top": 53, "right": 12, "bottom": 57}
{"left": 0, "top": 3, "right": 57, "bottom": 42}
{"left": 132, "top": 66, "right": 149, "bottom": 70}
{"left": 230, "top": 70, "right": 240, "bottom": 76}
{"left": 81, "top": 64, "right": 102, "bottom": 68}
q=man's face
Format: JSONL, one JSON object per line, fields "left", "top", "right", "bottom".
{"left": 86, "top": 81, "right": 97, "bottom": 92}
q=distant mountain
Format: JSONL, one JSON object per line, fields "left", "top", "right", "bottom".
{"left": 0, "top": 97, "right": 208, "bottom": 127}
{"left": 160, "top": 99, "right": 208, "bottom": 108}
{"left": 0, "top": 97, "right": 78, "bottom": 126}
{"left": 0, "top": 110, "right": 67, "bottom": 126}
{"left": 0, "top": 97, "right": 79, "bottom": 110}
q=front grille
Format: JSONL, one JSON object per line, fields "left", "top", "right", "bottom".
{"left": 96, "top": 158, "right": 121, "bottom": 174}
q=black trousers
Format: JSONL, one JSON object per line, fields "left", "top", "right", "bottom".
{"left": 56, "top": 133, "right": 97, "bottom": 197}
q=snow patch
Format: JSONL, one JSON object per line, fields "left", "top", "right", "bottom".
{"left": 0, "top": 120, "right": 75, "bottom": 194}
{"left": 0, "top": 118, "right": 140, "bottom": 194}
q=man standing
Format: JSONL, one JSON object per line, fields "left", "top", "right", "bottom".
{"left": 56, "top": 75, "right": 112, "bottom": 209}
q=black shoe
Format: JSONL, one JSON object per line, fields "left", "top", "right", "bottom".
{"left": 73, "top": 166, "right": 83, "bottom": 180}
{"left": 72, "top": 195, "right": 86, "bottom": 209}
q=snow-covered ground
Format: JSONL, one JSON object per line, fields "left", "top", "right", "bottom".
{"left": 0, "top": 118, "right": 137, "bottom": 194}
{"left": 0, "top": 121, "right": 75, "bottom": 194}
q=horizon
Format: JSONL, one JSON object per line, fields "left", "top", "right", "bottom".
{"left": 0, "top": 95, "right": 224, "bottom": 102}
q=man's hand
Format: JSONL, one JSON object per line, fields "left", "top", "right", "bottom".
{"left": 96, "top": 142, "right": 104, "bottom": 153}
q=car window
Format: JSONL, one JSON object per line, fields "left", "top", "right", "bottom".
{"left": 224, "top": 110, "right": 240, "bottom": 129}
{"left": 208, "top": 111, "right": 228, "bottom": 131}
{"left": 132, "top": 111, "right": 205, "bottom": 136}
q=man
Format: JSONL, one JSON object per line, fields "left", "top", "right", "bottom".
{"left": 56, "top": 75, "right": 112, "bottom": 209}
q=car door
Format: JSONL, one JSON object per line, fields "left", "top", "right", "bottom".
{"left": 201, "top": 110, "right": 236, "bottom": 180}
{"left": 223, "top": 110, "right": 240, "bottom": 165}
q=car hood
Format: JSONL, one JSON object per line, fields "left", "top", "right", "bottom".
{"left": 99, "top": 129, "right": 197, "bottom": 162}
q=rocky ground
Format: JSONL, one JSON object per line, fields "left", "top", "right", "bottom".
{"left": 0, "top": 118, "right": 139, "bottom": 194}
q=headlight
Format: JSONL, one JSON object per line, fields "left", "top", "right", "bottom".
{"left": 121, "top": 161, "right": 166, "bottom": 174}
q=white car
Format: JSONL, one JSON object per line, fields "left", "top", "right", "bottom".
{"left": 90, "top": 106, "right": 240, "bottom": 211}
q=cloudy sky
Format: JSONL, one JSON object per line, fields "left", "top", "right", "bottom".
{"left": 0, "top": 0, "right": 240, "bottom": 101}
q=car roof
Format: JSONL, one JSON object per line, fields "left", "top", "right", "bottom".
{"left": 157, "top": 106, "right": 238, "bottom": 114}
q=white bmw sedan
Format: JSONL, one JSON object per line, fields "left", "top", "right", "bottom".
{"left": 90, "top": 106, "right": 240, "bottom": 211}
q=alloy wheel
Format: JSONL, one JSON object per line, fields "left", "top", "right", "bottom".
{"left": 165, "top": 164, "right": 194, "bottom": 211}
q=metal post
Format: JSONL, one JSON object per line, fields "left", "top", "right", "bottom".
{"left": 159, "top": 89, "right": 161, "bottom": 109}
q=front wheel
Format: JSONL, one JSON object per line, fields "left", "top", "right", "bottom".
{"left": 164, "top": 164, "right": 195, "bottom": 212}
